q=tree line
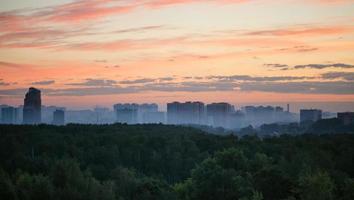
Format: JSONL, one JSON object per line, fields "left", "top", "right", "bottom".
{"left": 0, "top": 124, "right": 354, "bottom": 200}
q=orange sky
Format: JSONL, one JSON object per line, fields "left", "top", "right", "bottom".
{"left": 0, "top": 0, "right": 354, "bottom": 110}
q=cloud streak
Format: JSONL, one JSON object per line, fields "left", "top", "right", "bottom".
{"left": 266, "top": 63, "right": 354, "bottom": 70}
{"left": 294, "top": 63, "right": 354, "bottom": 69}
{"left": 0, "top": 0, "right": 250, "bottom": 27}
{"left": 2, "top": 73, "right": 353, "bottom": 97}
{"left": 0, "top": 79, "right": 10, "bottom": 86}
{"left": 66, "top": 78, "right": 118, "bottom": 87}
{"left": 120, "top": 78, "right": 156, "bottom": 84}
{"left": 1, "top": 0, "right": 352, "bottom": 52}
{"left": 1, "top": 80, "right": 353, "bottom": 96}
{"left": 0, "top": 61, "right": 24, "bottom": 68}
{"left": 32, "top": 80, "right": 55, "bottom": 85}
{"left": 321, "top": 72, "right": 354, "bottom": 81}
{"left": 207, "top": 75, "right": 314, "bottom": 82}
{"left": 240, "top": 81, "right": 354, "bottom": 94}
{"left": 245, "top": 26, "right": 354, "bottom": 37}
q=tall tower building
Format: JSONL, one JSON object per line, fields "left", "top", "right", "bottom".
{"left": 23, "top": 87, "right": 41, "bottom": 124}
{"left": 287, "top": 104, "right": 290, "bottom": 113}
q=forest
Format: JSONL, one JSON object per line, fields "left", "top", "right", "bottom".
{"left": 0, "top": 124, "right": 354, "bottom": 200}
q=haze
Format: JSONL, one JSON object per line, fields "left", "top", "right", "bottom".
{"left": 0, "top": 0, "right": 354, "bottom": 111}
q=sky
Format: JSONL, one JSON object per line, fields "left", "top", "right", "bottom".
{"left": 0, "top": 0, "right": 354, "bottom": 111}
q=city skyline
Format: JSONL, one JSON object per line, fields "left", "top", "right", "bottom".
{"left": 1, "top": 90, "right": 354, "bottom": 113}
{"left": 1, "top": 87, "right": 354, "bottom": 130}
{"left": 1, "top": 0, "right": 354, "bottom": 110}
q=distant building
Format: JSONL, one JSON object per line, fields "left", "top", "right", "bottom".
{"left": 322, "top": 112, "right": 337, "bottom": 119}
{"left": 139, "top": 104, "right": 158, "bottom": 113}
{"left": 93, "top": 107, "right": 115, "bottom": 124}
{"left": 143, "top": 111, "right": 165, "bottom": 124}
{"left": 23, "top": 87, "right": 41, "bottom": 124}
{"left": 1, "top": 106, "right": 18, "bottom": 124}
{"left": 53, "top": 110, "right": 65, "bottom": 125}
{"left": 287, "top": 104, "right": 290, "bottom": 113}
{"left": 113, "top": 103, "right": 161, "bottom": 124}
{"left": 167, "top": 102, "right": 179, "bottom": 124}
{"left": 0, "top": 105, "right": 9, "bottom": 122}
{"left": 138, "top": 104, "right": 158, "bottom": 123}
{"left": 41, "top": 106, "right": 66, "bottom": 124}
{"left": 300, "top": 109, "right": 322, "bottom": 123}
{"left": 275, "top": 106, "right": 284, "bottom": 113}
{"left": 113, "top": 104, "right": 139, "bottom": 124}
{"left": 167, "top": 101, "right": 205, "bottom": 125}
{"left": 228, "top": 111, "right": 246, "bottom": 129}
{"left": 244, "top": 106, "right": 275, "bottom": 118}
{"left": 65, "top": 109, "right": 98, "bottom": 124}
{"left": 206, "top": 103, "right": 233, "bottom": 127}
{"left": 116, "top": 108, "right": 138, "bottom": 124}
{"left": 242, "top": 105, "right": 295, "bottom": 127}
{"left": 337, "top": 112, "right": 354, "bottom": 125}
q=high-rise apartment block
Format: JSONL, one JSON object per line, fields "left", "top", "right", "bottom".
{"left": 23, "top": 87, "right": 41, "bottom": 124}
{"left": 300, "top": 109, "right": 322, "bottom": 123}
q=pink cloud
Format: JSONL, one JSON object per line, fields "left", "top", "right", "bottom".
{"left": 63, "top": 37, "right": 189, "bottom": 51}
{"left": 245, "top": 26, "right": 354, "bottom": 37}
{"left": 0, "top": 23, "right": 352, "bottom": 52}
{"left": 1, "top": 0, "right": 352, "bottom": 28}
{"left": 0, "top": 0, "right": 351, "bottom": 33}
{"left": 47, "top": 0, "right": 137, "bottom": 23}
{"left": 0, "top": 61, "right": 25, "bottom": 68}
{"left": 0, "top": 0, "right": 254, "bottom": 26}
{"left": 311, "top": 0, "right": 354, "bottom": 4}
{"left": 0, "top": 1, "right": 353, "bottom": 52}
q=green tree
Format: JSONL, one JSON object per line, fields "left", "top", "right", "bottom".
{"left": 0, "top": 168, "right": 17, "bottom": 200}
{"left": 298, "top": 171, "right": 335, "bottom": 200}
{"left": 340, "top": 178, "right": 354, "bottom": 200}
{"left": 16, "top": 173, "right": 54, "bottom": 200}
{"left": 177, "top": 157, "right": 255, "bottom": 200}
{"left": 253, "top": 168, "right": 293, "bottom": 200}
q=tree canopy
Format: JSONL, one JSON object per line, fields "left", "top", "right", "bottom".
{"left": 0, "top": 124, "right": 354, "bottom": 200}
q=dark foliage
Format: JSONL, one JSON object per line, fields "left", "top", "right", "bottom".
{"left": 0, "top": 124, "right": 354, "bottom": 200}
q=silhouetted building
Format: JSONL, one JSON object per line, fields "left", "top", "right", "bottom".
{"left": 337, "top": 112, "right": 354, "bottom": 125}
{"left": 0, "top": 105, "right": 9, "bottom": 121}
{"left": 116, "top": 108, "right": 138, "bottom": 124}
{"left": 41, "top": 106, "right": 66, "bottom": 124}
{"left": 1, "top": 106, "right": 18, "bottom": 124}
{"left": 228, "top": 111, "right": 246, "bottom": 129}
{"left": 93, "top": 107, "right": 115, "bottom": 124}
{"left": 206, "top": 103, "right": 233, "bottom": 127}
{"left": 23, "top": 87, "right": 41, "bottom": 124}
{"left": 275, "top": 106, "right": 284, "bottom": 113}
{"left": 113, "top": 103, "right": 159, "bottom": 124}
{"left": 167, "top": 102, "right": 179, "bottom": 124}
{"left": 114, "top": 104, "right": 139, "bottom": 124}
{"left": 143, "top": 111, "right": 165, "bottom": 124}
{"left": 140, "top": 104, "right": 158, "bottom": 113}
{"left": 53, "top": 109, "right": 65, "bottom": 125}
{"left": 244, "top": 106, "right": 275, "bottom": 119}
{"left": 167, "top": 102, "right": 205, "bottom": 125}
{"left": 138, "top": 104, "right": 158, "bottom": 123}
{"left": 300, "top": 109, "right": 322, "bottom": 123}
{"left": 242, "top": 105, "right": 294, "bottom": 126}
{"left": 65, "top": 109, "right": 98, "bottom": 124}
{"left": 322, "top": 112, "right": 337, "bottom": 119}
